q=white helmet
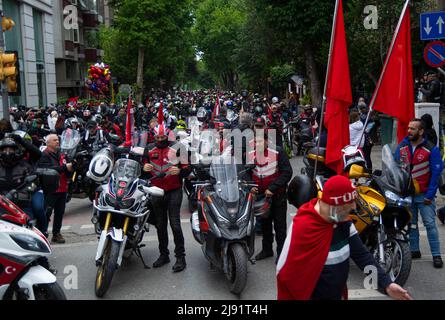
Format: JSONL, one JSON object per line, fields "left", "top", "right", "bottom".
{"left": 272, "top": 97, "right": 279, "bottom": 104}
{"left": 87, "top": 148, "right": 114, "bottom": 182}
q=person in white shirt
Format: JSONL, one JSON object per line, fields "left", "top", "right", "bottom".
{"left": 349, "top": 111, "right": 364, "bottom": 148}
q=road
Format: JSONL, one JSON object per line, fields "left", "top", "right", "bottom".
{"left": 48, "top": 146, "right": 445, "bottom": 300}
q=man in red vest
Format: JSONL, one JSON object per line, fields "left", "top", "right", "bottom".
{"left": 246, "top": 132, "right": 292, "bottom": 263}
{"left": 142, "top": 123, "right": 191, "bottom": 272}
{"left": 277, "top": 175, "right": 412, "bottom": 300}
{"left": 395, "top": 118, "right": 444, "bottom": 268}
{"left": 38, "top": 134, "right": 73, "bottom": 244}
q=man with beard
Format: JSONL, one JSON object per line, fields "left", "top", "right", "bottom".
{"left": 277, "top": 175, "right": 412, "bottom": 300}
{"left": 142, "top": 123, "right": 190, "bottom": 272}
{"left": 395, "top": 118, "right": 444, "bottom": 268}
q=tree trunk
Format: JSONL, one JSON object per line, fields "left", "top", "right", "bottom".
{"left": 136, "top": 47, "right": 145, "bottom": 104}
{"left": 304, "top": 43, "right": 322, "bottom": 107}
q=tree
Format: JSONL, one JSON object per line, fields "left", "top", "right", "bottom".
{"left": 103, "top": 0, "right": 194, "bottom": 101}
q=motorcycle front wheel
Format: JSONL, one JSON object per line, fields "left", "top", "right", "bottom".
{"left": 34, "top": 283, "right": 67, "bottom": 300}
{"left": 95, "top": 240, "right": 120, "bottom": 297}
{"left": 226, "top": 243, "right": 248, "bottom": 295}
{"left": 375, "top": 237, "right": 412, "bottom": 287}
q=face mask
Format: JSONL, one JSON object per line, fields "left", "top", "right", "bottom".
{"left": 0, "top": 151, "right": 17, "bottom": 167}
{"left": 155, "top": 139, "right": 169, "bottom": 149}
{"left": 328, "top": 206, "right": 352, "bottom": 223}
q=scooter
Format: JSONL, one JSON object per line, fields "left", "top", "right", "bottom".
{"left": 190, "top": 154, "right": 256, "bottom": 295}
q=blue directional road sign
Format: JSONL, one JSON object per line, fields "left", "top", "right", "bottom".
{"left": 421, "top": 11, "right": 445, "bottom": 41}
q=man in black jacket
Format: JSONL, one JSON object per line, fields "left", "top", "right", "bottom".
{"left": 38, "top": 134, "right": 73, "bottom": 244}
{"left": 245, "top": 132, "right": 293, "bottom": 263}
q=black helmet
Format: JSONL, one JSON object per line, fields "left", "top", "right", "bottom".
{"left": 287, "top": 175, "right": 318, "bottom": 208}
{"left": 0, "top": 138, "right": 22, "bottom": 167}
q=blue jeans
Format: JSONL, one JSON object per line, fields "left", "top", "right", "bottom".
{"left": 24, "top": 191, "right": 48, "bottom": 234}
{"left": 410, "top": 194, "right": 441, "bottom": 256}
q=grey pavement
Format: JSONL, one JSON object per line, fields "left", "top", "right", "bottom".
{"left": 49, "top": 146, "right": 445, "bottom": 300}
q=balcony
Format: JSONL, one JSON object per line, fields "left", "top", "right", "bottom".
{"left": 82, "top": 12, "right": 99, "bottom": 28}
{"left": 85, "top": 48, "right": 104, "bottom": 63}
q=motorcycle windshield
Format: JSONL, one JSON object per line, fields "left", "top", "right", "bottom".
{"left": 61, "top": 129, "right": 81, "bottom": 150}
{"left": 379, "top": 144, "right": 411, "bottom": 195}
{"left": 210, "top": 155, "right": 240, "bottom": 203}
{"left": 131, "top": 130, "right": 148, "bottom": 148}
{"left": 113, "top": 159, "right": 141, "bottom": 181}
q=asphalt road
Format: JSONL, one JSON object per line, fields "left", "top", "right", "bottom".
{"left": 48, "top": 146, "right": 445, "bottom": 300}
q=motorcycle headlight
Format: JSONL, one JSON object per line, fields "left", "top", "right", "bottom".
{"left": 10, "top": 234, "right": 49, "bottom": 253}
{"left": 105, "top": 194, "right": 117, "bottom": 207}
{"left": 385, "top": 190, "right": 401, "bottom": 204}
{"left": 121, "top": 198, "right": 135, "bottom": 209}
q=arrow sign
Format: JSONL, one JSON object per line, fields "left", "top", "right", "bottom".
{"left": 421, "top": 11, "right": 445, "bottom": 40}
{"left": 424, "top": 40, "right": 445, "bottom": 67}
{"left": 425, "top": 17, "right": 432, "bottom": 35}
{"left": 438, "top": 16, "right": 444, "bottom": 34}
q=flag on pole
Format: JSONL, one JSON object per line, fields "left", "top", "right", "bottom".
{"left": 158, "top": 101, "right": 164, "bottom": 125}
{"left": 324, "top": 0, "right": 352, "bottom": 175}
{"left": 211, "top": 95, "right": 220, "bottom": 121}
{"left": 124, "top": 95, "right": 134, "bottom": 147}
{"left": 371, "top": 0, "right": 414, "bottom": 143}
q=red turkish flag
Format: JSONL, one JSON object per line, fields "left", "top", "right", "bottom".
{"left": 124, "top": 95, "right": 134, "bottom": 147}
{"left": 372, "top": 2, "right": 414, "bottom": 143}
{"left": 324, "top": 0, "right": 352, "bottom": 174}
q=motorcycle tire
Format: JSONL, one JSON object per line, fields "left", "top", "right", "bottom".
{"left": 34, "top": 283, "right": 67, "bottom": 300}
{"left": 386, "top": 238, "right": 411, "bottom": 287}
{"left": 226, "top": 243, "right": 248, "bottom": 295}
{"left": 95, "top": 240, "right": 120, "bottom": 297}
{"left": 374, "top": 237, "right": 411, "bottom": 287}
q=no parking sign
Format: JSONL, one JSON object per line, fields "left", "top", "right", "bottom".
{"left": 424, "top": 40, "right": 445, "bottom": 68}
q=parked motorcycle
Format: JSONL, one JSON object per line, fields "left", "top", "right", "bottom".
{"left": 290, "top": 145, "right": 413, "bottom": 285}
{"left": 61, "top": 128, "right": 97, "bottom": 203}
{"left": 0, "top": 172, "right": 66, "bottom": 300}
{"left": 190, "top": 153, "right": 256, "bottom": 295}
{"left": 90, "top": 149, "right": 164, "bottom": 297}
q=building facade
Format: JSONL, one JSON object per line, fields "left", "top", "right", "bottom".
{"left": 0, "top": 0, "right": 57, "bottom": 112}
{"left": 53, "top": 0, "right": 110, "bottom": 100}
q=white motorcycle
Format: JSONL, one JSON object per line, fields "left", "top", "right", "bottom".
{"left": 0, "top": 178, "right": 66, "bottom": 300}
{"left": 89, "top": 148, "right": 164, "bottom": 297}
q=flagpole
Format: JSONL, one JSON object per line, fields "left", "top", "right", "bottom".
{"left": 314, "top": 0, "right": 340, "bottom": 179}
{"left": 358, "top": 0, "right": 410, "bottom": 147}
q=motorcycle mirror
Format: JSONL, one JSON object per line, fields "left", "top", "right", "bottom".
{"left": 25, "top": 175, "right": 38, "bottom": 184}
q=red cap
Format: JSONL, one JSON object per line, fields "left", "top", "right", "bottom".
{"left": 321, "top": 175, "right": 357, "bottom": 206}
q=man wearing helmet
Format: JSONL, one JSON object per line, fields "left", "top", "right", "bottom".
{"left": 277, "top": 175, "right": 412, "bottom": 300}
{"left": 142, "top": 123, "right": 191, "bottom": 272}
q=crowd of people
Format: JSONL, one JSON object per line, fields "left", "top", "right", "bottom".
{"left": 1, "top": 86, "right": 444, "bottom": 300}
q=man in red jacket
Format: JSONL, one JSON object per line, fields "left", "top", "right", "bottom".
{"left": 276, "top": 175, "right": 412, "bottom": 300}
{"left": 38, "top": 134, "right": 73, "bottom": 244}
{"left": 142, "top": 124, "right": 191, "bottom": 272}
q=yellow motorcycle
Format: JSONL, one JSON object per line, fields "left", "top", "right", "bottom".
{"left": 290, "top": 144, "right": 413, "bottom": 286}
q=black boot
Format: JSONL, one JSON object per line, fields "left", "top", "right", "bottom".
{"left": 172, "top": 256, "right": 186, "bottom": 272}
{"left": 255, "top": 250, "right": 273, "bottom": 261}
{"left": 153, "top": 255, "right": 170, "bottom": 268}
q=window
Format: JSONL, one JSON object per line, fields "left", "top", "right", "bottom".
{"left": 73, "top": 28, "right": 79, "bottom": 43}
{"left": 33, "top": 10, "right": 47, "bottom": 107}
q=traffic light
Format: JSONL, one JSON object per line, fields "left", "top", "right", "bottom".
{"left": 1, "top": 16, "right": 15, "bottom": 32}
{"left": 0, "top": 51, "right": 19, "bottom": 95}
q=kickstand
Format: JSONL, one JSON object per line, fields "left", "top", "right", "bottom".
{"left": 136, "top": 246, "right": 151, "bottom": 269}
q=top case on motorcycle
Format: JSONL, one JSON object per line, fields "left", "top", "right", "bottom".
{"left": 306, "top": 147, "right": 337, "bottom": 177}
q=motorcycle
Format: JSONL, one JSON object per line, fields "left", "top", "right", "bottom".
{"left": 61, "top": 128, "right": 97, "bottom": 203}
{"left": 291, "top": 145, "right": 413, "bottom": 285}
{"left": 90, "top": 149, "right": 164, "bottom": 297}
{"left": 190, "top": 153, "right": 256, "bottom": 295}
{"left": 0, "top": 172, "right": 66, "bottom": 300}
